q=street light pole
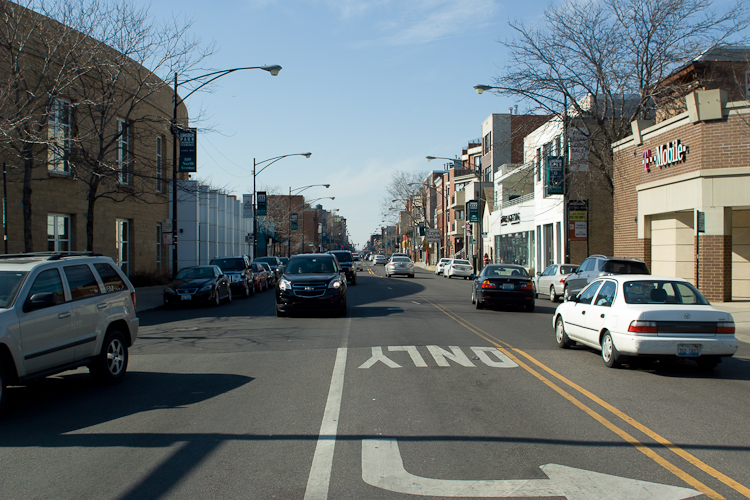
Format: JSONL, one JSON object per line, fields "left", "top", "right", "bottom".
{"left": 171, "top": 64, "right": 282, "bottom": 278}
{"left": 251, "top": 153, "right": 312, "bottom": 259}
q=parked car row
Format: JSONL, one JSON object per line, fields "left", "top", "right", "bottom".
{"left": 163, "top": 255, "right": 288, "bottom": 308}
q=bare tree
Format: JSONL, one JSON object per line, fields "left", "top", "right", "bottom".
{"left": 491, "top": 0, "right": 749, "bottom": 197}
{"left": 380, "top": 169, "right": 428, "bottom": 223}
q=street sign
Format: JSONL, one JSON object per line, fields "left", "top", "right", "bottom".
{"left": 697, "top": 211, "right": 705, "bottom": 233}
{"left": 291, "top": 213, "right": 298, "bottom": 230}
{"left": 177, "top": 128, "right": 197, "bottom": 173}
{"left": 162, "top": 219, "right": 172, "bottom": 233}
{"left": 467, "top": 200, "right": 479, "bottom": 222}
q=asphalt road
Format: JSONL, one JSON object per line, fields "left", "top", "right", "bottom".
{"left": 1, "top": 263, "right": 749, "bottom": 500}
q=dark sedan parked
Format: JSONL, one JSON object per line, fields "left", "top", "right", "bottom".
{"left": 254, "top": 256, "right": 284, "bottom": 281}
{"left": 471, "top": 264, "right": 535, "bottom": 312}
{"left": 163, "top": 265, "right": 232, "bottom": 307}
{"left": 249, "top": 262, "right": 270, "bottom": 292}
{"left": 275, "top": 254, "right": 347, "bottom": 317}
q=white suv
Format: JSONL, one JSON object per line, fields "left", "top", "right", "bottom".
{"left": 0, "top": 253, "right": 139, "bottom": 411}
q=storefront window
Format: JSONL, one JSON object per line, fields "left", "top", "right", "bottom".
{"left": 496, "top": 231, "right": 532, "bottom": 268}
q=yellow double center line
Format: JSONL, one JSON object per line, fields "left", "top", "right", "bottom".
{"left": 419, "top": 294, "right": 750, "bottom": 500}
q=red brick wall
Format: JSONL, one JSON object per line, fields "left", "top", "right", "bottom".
{"left": 696, "top": 235, "right": 732, "bottom": 301}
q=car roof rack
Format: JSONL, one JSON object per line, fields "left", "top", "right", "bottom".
{"left": 0, "top": 251, "right": 103, "bottom": 261}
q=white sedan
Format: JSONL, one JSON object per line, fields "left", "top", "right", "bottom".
{"left": 444, "top": 259, "right": 474, "bottom": 279}
{"left": 434, "top": 258, "right": 451, "bottom": 275}
{"left": 552, "top": 275, "right": 738, "bottom": 369}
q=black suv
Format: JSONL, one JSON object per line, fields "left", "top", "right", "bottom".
{"left": 209, "top": 256, "right": 254, "bottom": 298}
{"left": 328, "top": 250, "right": 357, "bottom": 285}
{"left": 254, "top": 256, "right": 284, "bottom": 281}
{"left": 564, "top": 255, "right": 650, "bottom": 299}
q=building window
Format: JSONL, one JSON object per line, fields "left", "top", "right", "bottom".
{"left": 456, "top": 209, "right": 464, "bottom": 220}
{"left": 116, "top": 219, "right": 130, "bottom": 275}
{"left": 474, "top": 155, "right": 481, "bottom": 170}
{"left": 48, "top": 98, "right": 71, "bottom": 173}
{"left": 156, "top": 135, "right": 164, "bottom": 193}
{"left": 117, "top": 119, "right": 130, "bottom": 185}
{"left": 48, "top": 214, "right": 70, "bottom": 251}
{"left": 156, "top": 223, "right": 162, "bottom": 272}
{"left": 483, "top": 132, "right": 492, "bottom": 155}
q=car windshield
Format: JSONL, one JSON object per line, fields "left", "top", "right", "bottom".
{"left": 560, "top": 265, "right": 578, "bottom": 275}
{"left": 210, "top": 258, "right": 245, "bottom": 271}
{"left": 330, "top": 252, "right": 352, "bottom": 262}
{"left": 601, "top": 260, "right": 649, "bottom": 274}
{"left": 176, "top": 267, "right": 215, "bottom": 280}
{"left": 622, "top": 280, "right": 708, "bottom": 305}
{"left": 286, "top": 258, "right": 337, "bottom": 274}
{"left": 255, "top": 257, "right": 277, "bottom": 265}
{"left": 0, "top": 271, "right": 27, "bottom": 308}
{"left": 485, "top": 266, "right": 528, "bottom": 277}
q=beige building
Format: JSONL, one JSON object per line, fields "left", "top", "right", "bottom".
{"left": 0, "top": 3, "right": 186, "bottom": 276}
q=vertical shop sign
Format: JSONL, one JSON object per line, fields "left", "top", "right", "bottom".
{"left": 568, "top": 200, "right": 588, "bottom": 241}
{"left": 546, "top": 156, "right": 565, "bottom": 195}
{"left": 177, "top": 128, "right": 197, "bottom": 172}
{"left": 257, "top": 191, "right": 267, "bottom": 216}
{"left": 291, "top": 213, "right": 298, "bottom": 230}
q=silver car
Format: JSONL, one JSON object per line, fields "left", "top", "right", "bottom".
{"left": 385, "top": 256, "right": 415, "bottom": 278}
{"left": 373, "top": 254, "right": 387, "bottom": 265}
{"left": 534, "top": 264, "right": 578, "bottom": 302}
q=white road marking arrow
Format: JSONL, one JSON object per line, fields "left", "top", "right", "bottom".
{"left": 361, "top": 439, "right": 701, "bottom": 499}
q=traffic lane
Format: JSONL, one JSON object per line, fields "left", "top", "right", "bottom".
{"left": 329, "top": 342, "right": 708, "bottom": 499}
{"left": 415, "top": 281, "right": 750, "bottom": 498}
{"left": 0, "top": 340, "right": 345, "bottom": 499}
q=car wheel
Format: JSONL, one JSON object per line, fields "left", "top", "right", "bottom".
{"left": 89, "top": 329, "right": 129, "bottom": 384}
{"left": 550, "top": 286, "right": 558, "bottom": 302}
{"left": 555, "top": 316, "right": 574, "bottom": 348}
{"left": 276, "top": 306, "right": 285, "bottom": 317}
{"left": 601, "top": 331, "right": 621, "bottom": 368}
{"left": 563, "top": 286, "right": 570, "bottom": 301}
{"left": 243, "top": 282, "right": 251, "bottom": 298}
{"left": 696, "top": 356, "right": 721, "bottom": 370}
{"left": 475, "top": 293, "right": 483, "bottom": 310}
{"left": 226, "top": 287, "right": 232, "bottom": 303}
{"left": 409, "top": 274, "right": 414, "bottom": 278}
{"left": 533, "top": 282, "right": 538, "bottom": 298}
{"left": 351, "top": 276, "right": 357, "bottom": 285}
{"left": 526, "top": 301, "right": 535, "bottom": 312}
{"left": 213, "top": 289, "right": 221, "bottom": 306}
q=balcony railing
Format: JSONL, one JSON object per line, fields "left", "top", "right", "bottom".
{"left": 502, "top": 192, "right": 534, "bottom": 209}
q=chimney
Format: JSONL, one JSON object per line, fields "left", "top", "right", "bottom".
{"left": 514, "top": 104, "right": 518, "bottom": 115}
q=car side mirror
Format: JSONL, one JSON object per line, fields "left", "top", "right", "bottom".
{"left": 565, "top": 294, "right": 578, "bottom": 303}
{"left": 536, "top": 271, "right": 542, "bottom": 276}
{"left": 24, "top": 292, "right": 57, "bottom": 312}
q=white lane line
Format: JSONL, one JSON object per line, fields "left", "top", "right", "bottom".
{"left": 304, "top": 320, "right": 350, "bottom": 500}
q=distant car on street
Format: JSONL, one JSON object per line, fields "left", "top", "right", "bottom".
{"left": 385, "top": 256, "right": 415, "bottom": 278}
{"left": 164, "top": 265, "right": 232, "bottom": 307}
{"left": 373, "top": 254, "right": 387, "bottom": 265}
{"left": 210, "top": 255, "right": 255, "bottom": 298}
{"left": 553, "top": 276, "right": 738, "bottom": 369}
{"left": 564, "top": 255, "right": 649, "bottom": 300}
{"left": 276, "top": 253, "right": 347, "bottom": 317}
{"left": 534, "top": 263, "right": 578, "bottom": 302}
{"left": 435, "top": 258, "right": 451, "bottom": 275}
{"left": 443, "top": 259, "right": 473, "bottom": 279}
{"left": 471, "top": 264, "right": 535, "bottom": 311}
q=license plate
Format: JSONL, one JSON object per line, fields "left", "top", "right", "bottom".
{"left": 181, "top": 294, "right": 192, "bottom": 301}
{"left": 503, "top": 283, "right": 514, "bottom": 290}
{"left": 677, "top": 344, "right": 701, "bottom": 357}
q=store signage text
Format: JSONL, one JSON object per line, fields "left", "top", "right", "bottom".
{"left": 501, "top": 213, "right": 520, "bottom": 225}
{"left": 642, "top": 140, "right": 688, "bottom": 173}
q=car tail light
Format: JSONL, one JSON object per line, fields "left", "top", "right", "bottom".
{"left": 559, "top": 278, "right": 566, "bottom": 283}
{"left": 131, "top": 291, "right": 137, "bottom": 313}
{"left": 628, "top": 321, "right": 657, "bottom": 334}
{"left": 520, "top": 281, "right": 533, "bottom": 290}
{"left": 481, "top": 280, "right": 496, "bottom": 289}
{"left": 717, "top": 322, "right": 735, "bottom": 334}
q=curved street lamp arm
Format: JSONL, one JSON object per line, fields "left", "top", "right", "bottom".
{"left": 255, "top": 152, "right": 312, "bottom": 176}
{"left": 291, "top": 184, "right": 330, "bottom": 195}
{"left": 176, "top": 66, "right": 281, "bottom": 108}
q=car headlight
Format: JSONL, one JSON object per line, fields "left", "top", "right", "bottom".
{"left": 328, "top": 279, "right": 342, "bottom": 289}
{"left": 199, "top": 284, "right": 213, "bottom": 292}
{"left": 279, "top": 279, "right": 292, "bottom": 291}
{"left": 165, "top": 287, "right": 175, "bottom": 294}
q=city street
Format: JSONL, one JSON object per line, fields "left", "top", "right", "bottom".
{"left": 0, "top": 263, "right": 748, "bottom": 500}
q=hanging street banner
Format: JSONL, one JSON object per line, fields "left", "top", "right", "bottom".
{"left": 546, "top": 156, "right": 565, "bottom": 195}
{"left": 291, "top": 213, "right": 298, "bottom": 230}
{"left": 178, "top": 128, "right": 197, "bottom": 173}
{"left": 467, "top": 200, "right": 479, "bottom": 223}
{"left": 242, "top": 194, "right": 254, "bottom": 218}
{"left": 257, "top": 191, "right": 267, "bottom": 216}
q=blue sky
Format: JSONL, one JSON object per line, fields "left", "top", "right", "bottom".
{"left": 137, "top": 0, "right": 533, "bottom": 248}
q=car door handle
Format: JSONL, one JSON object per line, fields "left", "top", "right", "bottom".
{"left": 581, "top": 311, "right": 586, "bottom": 315}
{"left": 58, "top": 311, "right": 71, "bottom": 319}
{"left": 600, "top": 313, "right": 605, "bottom": 318}
{"left": 97, "top": 303, "right": 109, "bottom": 309}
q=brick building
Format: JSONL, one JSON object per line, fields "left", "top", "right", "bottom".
{"left": 612, "top": 89, "right": 750, "bottom": 301}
